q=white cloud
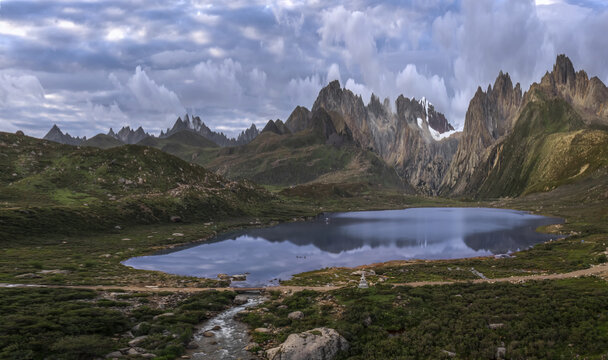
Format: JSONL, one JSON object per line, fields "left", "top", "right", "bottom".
{"left": 344, "top": 78, "right": 372, "bottom": 103}
{"left": 0, "top": 73, "right": 45, "bottom": 107}
{"left": 287, "top": 74, "right": 323, "bottom": 108}
{"left": 326, "top": 63, "right": 341, "bottom": 84}
{"left": 395, "top": 64, "right": 450, "bottom": 115}
{"left": 126, "top": 66, "right": 185, "bottom": 114}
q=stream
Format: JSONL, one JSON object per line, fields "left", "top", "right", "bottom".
{"left": 187, "top": 292, "right": 265, "bottom": 359}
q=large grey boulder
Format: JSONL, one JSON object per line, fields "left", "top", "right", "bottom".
{"left": 266, "top": 327, "right": 349, "bottom": 360}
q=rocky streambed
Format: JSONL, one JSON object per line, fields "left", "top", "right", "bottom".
{"left": 187, "top": 292, "right": 266, "bottom": 359}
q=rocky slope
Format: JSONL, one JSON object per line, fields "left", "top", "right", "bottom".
{"left": 309, "top": 81, "right": 459, "bottom": 194}
{"left": 161, "top": 114, "right": 259, "bottom": 147}
{"left": 440, "top": 72, "right": 523, "bottom": 195}
{"left": 442, "top": 54, "right": 608, "bottom": 198}
{"left": 108, "top": 126, "right": 150, "bottom": 144}
{"left": 43, "top": 125, "right": 86, "bottom": 146}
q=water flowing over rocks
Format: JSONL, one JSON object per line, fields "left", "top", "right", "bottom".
{"left": 188, "top": 293, "right": 265, "bottom": 360}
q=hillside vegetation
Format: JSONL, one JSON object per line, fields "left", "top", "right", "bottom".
{"left": 466, "top": 95, "right": 608, "bottom": 198}
{"left": 0, "top": 132, "right": 270, "bottom": 239}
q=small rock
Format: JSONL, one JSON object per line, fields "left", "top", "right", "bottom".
{"left": 131, "top": 322, "right": 147, "bottom": 333}
{"left": 105, "top": 351, "right": 123, "bottom": 359}
{"left": 170, "top": 216, "right": 182, "bottom": 223}
{"left": 254, "top": 328, "right": 271, "bottom": 333}
{"left": 15, "top": 273, "right": 41, "bottom": 279}
{"left": 153, "top": 312, "right": 174, "bottom": 320}
{"left": 288, "top": 311, "right": 304, "bottom": 320}
{"left": 38, "top": 269, "right": 69, "bottom": 275}
{"left": 202, "top": 331, "right": 215, "bottom": 337}
{"left": 278, "top": 305, "right": 288, "bottom": 310}
{"left": 489, "top": 323, "right": 504, "bottom": 329}
{"left": 212, "top": 325, "right": 221, "bottom": 331}
{"left": 126, "top": 348, "right": 140, "bottom": 356}
{"left": 234, "top": 294, "right": 249, "bottom": 305}
{"left": 172, "top": 233, "right": 184, "bottom": 237}
{"left": 231, "top": 274, "right": 247, "bottom": 281}
{"left": 128, "top": 335, "right": 148, "bottom": 347}
{"left": 186, "top": 342, "right": 199, "bottom": 349}
{"left": 442, "top": 350, "right": 456, "bottom": 357}
{"left": 121, "top": 238, "right": 131, "bottom": 241}
{"left": 217, "top": 273, "right": 231, "bottom": 280}
{"left": 114, "top": 225, "right": 122, "bottom": 230}
{"left": 244, "top": 342, "right": 258, "bottom": 351}
{"left": 363, "top": 316, "right": 372, "bottom": 327}
{"left": 496, "top": 346, "right": 506, "bottom": 359}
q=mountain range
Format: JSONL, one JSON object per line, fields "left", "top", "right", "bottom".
{"left": 40, "top": 54, "right": 608, "bottom": 199}
{"left": 44, "top": 116, "right": 260, "bottom": 148}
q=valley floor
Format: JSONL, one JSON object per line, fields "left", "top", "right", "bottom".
{"left": 1, "top": 180, "right": 608, "bottom": 359}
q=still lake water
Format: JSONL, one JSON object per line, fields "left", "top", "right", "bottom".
{"left": 123, "top": 207, "right": 562, "bottom": 287}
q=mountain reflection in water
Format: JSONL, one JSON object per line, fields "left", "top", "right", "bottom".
{"left": 123, "top": 208, "right": 562, "bottom": 286}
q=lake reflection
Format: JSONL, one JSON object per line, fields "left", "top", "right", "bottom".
{"left": 123, "top": 208, "right": 562, "bottom": 286}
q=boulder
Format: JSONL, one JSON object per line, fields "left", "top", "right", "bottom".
{"left": 231, "top": 274, "right": 247, "bottom": 281}
{"left": 288, "top": 311, "right": 304, "bottom": 320}
{"left": 128, "top": 335, "right": 148, "bottom": 347}
{"left": 266, "top": 327, "right": 349, "bottom": 360}
{"left": 105, "top": 351, "right": 123, "bottom": 359}
{"left": 234, "top": 294, "right": 250, "bottom": 305}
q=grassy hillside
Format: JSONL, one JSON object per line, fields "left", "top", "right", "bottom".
{"left": 466, "top": 95, "right": 608, "bottom": 198}
{"left": 194, "top": 128, "right": 408, "bottom": 190}
{"left": 137, "top": 130, "right": 218, "bottom": 164}
{"left": 0, "top": 132, "right": 270, "bottom": 239}
{"left": 81, "top": 134, "right": 124, "bottom": 149}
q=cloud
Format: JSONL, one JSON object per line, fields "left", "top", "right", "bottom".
{"left": 287, "top": 74, "right": 324, "bottom": 108}
{"left": 0, "top": 73, "right": 45, "bottom": 107}
{"left": 126, "top": 66, "right": 185, "bottom": 114}
{"left": 396, "top": 64, "right": 450, "bottom": 112}
{"left": 326, "top": 63, "right": 342, "bottom": 84}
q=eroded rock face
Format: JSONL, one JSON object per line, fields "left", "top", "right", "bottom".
{"left": 440, "top": 72, "right": 522, "bottom": 196}
{"left": 529, "top": 54, "right": 608, "bottom": 124}
{"left": 309, "top": 80, "right": 459, "bottom": 194}
{"left": 266, "top": 327, "right": 349, "bottom": 360}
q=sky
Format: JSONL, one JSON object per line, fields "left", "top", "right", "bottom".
{"left": 1, "top": 0, "right": 607, "bottom": 138}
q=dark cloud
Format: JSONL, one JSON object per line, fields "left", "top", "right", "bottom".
{"left": 0, "top": 0, "right": 607, "bottom": 137}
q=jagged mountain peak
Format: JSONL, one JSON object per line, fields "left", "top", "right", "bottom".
{"left": 163, "top": 114, "right": 260, "bottom": 147}
{"left": 43, "top": 124, "right": 86, "bottom": 146}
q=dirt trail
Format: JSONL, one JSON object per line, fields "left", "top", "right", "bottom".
{"left": 2, "top": 263, "right": 608, "bottom": 292}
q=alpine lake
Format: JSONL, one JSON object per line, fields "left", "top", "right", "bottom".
{"left": 124, "top": 207, "right": 563, "bottom": 287}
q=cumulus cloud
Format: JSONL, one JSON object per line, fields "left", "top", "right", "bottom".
{"left": 396, "top": 64, "right": 450, "bottom": 112}
{"left": 287, "top": 74, "right": 324, "bottom": 108}
{"left": 0, "top": 73, "right": 45, "bottom": 107}
{"left": 126, "top": 66, "right": 185, "bottom": 114}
